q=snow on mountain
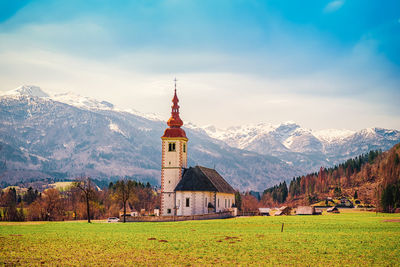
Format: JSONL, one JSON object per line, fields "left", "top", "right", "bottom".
{"left": 196, "top": 121, "right": 400, "bottom": 173}
{"left": 1, "top": 85, "right": 163, "bottom": 121}
{"left": 0, "top": 85, "right": 299, "bottom": 191}
{"left": 1, "top": 85, "right": 50, "bottom": 98}
{"left": 1, "top": 85, "right": 399, "bottom": 191}
{"left": 313, "top": 129, "right": 355, "bottom": 142}
{"left": 51, "top": 91, "right": 115, "bottom": 110}
{"left": 108, "top": 122, "right": 127, "bottom": 137}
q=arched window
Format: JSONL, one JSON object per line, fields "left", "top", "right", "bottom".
{"left": 168, "top": 142, "right": 176, "bottom": 152}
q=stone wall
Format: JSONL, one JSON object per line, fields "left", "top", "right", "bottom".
{"left": 124, "top": 211, "right": 234, "bottom": 222}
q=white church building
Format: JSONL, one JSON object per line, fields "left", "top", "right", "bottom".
{"left": 160, "top": 85, "right": 235, "bottom": 216}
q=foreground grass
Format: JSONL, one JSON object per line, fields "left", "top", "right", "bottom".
{"left": 1, "top": 211, "right": 400, "bottom": 266}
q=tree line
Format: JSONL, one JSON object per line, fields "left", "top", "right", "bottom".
{"left": 261, "top": 146, "right": 400, "bottom": 212}
{"left": 0, "top": 178, "right": 159, "bottom": 222}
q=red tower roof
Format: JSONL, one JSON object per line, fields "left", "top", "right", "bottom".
{"left": 162, "top": 85, "right": 187, "bottom": 139}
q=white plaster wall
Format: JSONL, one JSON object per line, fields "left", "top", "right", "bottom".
{"left": 176, "top": 191, "right": 217, "bottom": 216}
{"left": 215, "top": 193, "right": 235, "bottom": 212}
{"left": 161, "top": 138, "right": 187, "bottom": 216}
{"left": 162, "top": 139, "right": 187, "bottom": 168}
{"left": 177, "top": 191, "right": 192, "bottom": 216}
{"left": 162, "top": 168, "right": 181, "bottom": 192}
{"left": 161, "top": 192, "right": 176, "bottom": 216}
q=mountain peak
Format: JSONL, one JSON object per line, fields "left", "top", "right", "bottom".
{"left": 8, "top": 85, "right": 50, "bottom": 98}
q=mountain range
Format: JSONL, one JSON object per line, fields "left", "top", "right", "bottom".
{"left": 1, "top": 85, "right": 399, "bottom": 191}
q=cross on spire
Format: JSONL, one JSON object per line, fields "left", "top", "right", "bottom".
{"left": 174, "top": 78, "right": 178, "bottom": 92}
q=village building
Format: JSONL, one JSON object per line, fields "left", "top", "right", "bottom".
{"left": 274, "top": 206, "right": 291, "bottom": 216}
{"left": 258, "top": 208, "right": 271, "bottom": 216}
{"left": 160, "top": 84, "right": 235, "bottom": 216}
{"left": 327, "top": 206, "right": 340, "bottom": 213}
{"left": 296, "top": 206, "right": 322, "bottom": 215}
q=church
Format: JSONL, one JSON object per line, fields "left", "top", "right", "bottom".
{"left": 160, "top": 84, "right": 235, "bottom": 216}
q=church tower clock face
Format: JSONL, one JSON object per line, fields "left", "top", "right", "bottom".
{"left": 160, "top": 80, "right": 188, "bottom": 216}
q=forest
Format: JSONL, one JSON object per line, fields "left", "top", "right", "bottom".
{"left": 1, "top": 143, "right": 399, "bottom": 221}
{"left": 0, "top": 179, "right": 159, "bottom": 222}
{"left": 261, "top": 143, "right": 400, "bottom": 212}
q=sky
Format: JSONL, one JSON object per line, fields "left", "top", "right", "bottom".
{"left": 0, "top": 0, "right": 399, "bottom": 131}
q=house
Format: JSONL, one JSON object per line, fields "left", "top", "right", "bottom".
{"left": 339, "top": 197, "right": 354, "bottom": 208}
{"left": 274, "top": 206, "right": 291, "bottom": 216}
{"left": 327, "top": 206, "right": 340, "bottom": 213}
{"left": 259, "top": 208, "right": 271, "bottom": 216}
{"left": 296, "top": 206, "right": 320, "bottom": 215}
{"left": 119, "top": 204, "right": 138, "bottom": 218}
{"left": 160, "top": 84, "right": 236, "bottom": 216}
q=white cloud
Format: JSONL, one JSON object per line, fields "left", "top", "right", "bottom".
{"left": 0, "top": 6, "right": 399, "bottom": 131}
{"left": 324, "top": 0, "right": 345, "bottom": 13}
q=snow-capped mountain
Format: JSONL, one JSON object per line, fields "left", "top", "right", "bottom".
{"left": 0, "top": 85, "right": 299, "bottom": 191}
{"left": 194, "top": 121, "right": 400, "bottom": 171}
{"left": 1, "top": 85, "right": 399, "bottom": 191}
{"left": 1, "top": 85, "right": 164, "bottom": 121}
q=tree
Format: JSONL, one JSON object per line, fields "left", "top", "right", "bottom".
{"left": 74, "top": 177, "right": 95, "bottom": 223}
{"left": 23, "top": 187, "right": 39, "bottom": 205}
{"left": 241, "top": 193, "right": 259, "bottom": 212}
{"left": 41, "top": 188, "right": 64, "bottom": 221}
{"left": 354, "top": 190, "right": 358, "bottom": 199}
{"left": 234, "top": 191, "right": 242, "bottom": 210}
{"left": 17, "top": 202, "right": 25, "bottom": 221}
{"left": 68, "top": 186, "right": 82, "bottom": 220}
{"left": 112, "top": 180, "right": 136, "bottom": 223}
{"left": 3, "top": 188, "right": 19, "bottom": 221}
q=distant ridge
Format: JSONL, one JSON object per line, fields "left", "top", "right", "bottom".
{"left": 0, "top": 85, "right": 399, "bottom": 191}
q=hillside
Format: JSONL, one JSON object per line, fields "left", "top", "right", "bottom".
{"left": 263, "top": 143, "right": 400, "bottom": 211}
{"left": 1, "top": 85, "right": 400, "bottom": 191}
{"left": 195, "top": 122, "right": 400, "bottom": 173}
{"left": 0, "top": 86, "right": 299, "bottom": 191}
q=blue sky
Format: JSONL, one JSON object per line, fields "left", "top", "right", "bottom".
{"left": 0, "top": 0, "right": 399, "bottom": 130}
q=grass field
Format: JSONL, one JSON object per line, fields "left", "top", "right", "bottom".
{"left": 1, "top": 211, "right": 400, "bottom": 266}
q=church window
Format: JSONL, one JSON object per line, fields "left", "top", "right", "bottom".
{"left": 205, "top": 197, "right": 207, "bottom": 208}
{"left": 183, "top": 143, "right": 186, "bottom": 153}
{"left": 167, "top": 209, "right": 171, "bottom": 214}
{"left": 225, "top": 199, "right": 227, "bottom": 208}
{"left": 168, "top": 180, "right": 170, "bottom": 184}
{"left": 168, "top": 142, "right": 176, "bottom": 152}
{"left": 228, "top": 199, "right": 230, "bottom": 208}
{"left": 186, "top": 198, "right": 190, "bottom": 207}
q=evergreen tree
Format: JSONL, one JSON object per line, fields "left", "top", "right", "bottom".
{"left": 4, "top": 188, "right": 18, "bottom": 221}
{"left": 17, "top": 202, "right": 25, "bottom": 221}
{"left": 235, "top": 192, "right": 242, "bottom": 211}
{"left": 23, "top": 187, "right": 39, "bottom": 205}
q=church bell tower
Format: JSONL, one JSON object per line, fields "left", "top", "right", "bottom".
{"left": 160, "top": 81, "right": 188, "bottom": 216}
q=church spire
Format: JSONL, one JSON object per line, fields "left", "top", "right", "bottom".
{"left": 167, "top": 79, "right": 183, "bottom": 128}
{"left": 162, "top": 79, "right": 187, "bottom": 139}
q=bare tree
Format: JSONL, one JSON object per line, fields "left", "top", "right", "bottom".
{"left": 42, "top": 188, "right": 64, "bottom": 221}
{"left": 74, "top": 177, "right": 95, "bottom": 223}
{"left": 112, "top": 180, "right": 136, "bottom": 223}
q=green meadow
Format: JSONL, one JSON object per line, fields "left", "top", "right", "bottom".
{"left": 1, "top": 211, "right": 400, "bottom": 266}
